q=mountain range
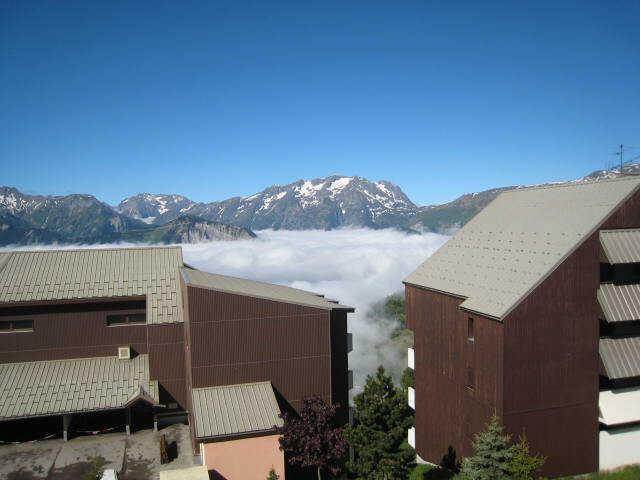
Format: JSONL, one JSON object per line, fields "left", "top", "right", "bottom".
{"left": 1, "top": 164, "right": 638, "bottom": 246}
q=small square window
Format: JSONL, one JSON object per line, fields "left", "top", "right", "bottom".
{"left": 467, "top": 317, "right": 474, "bottom": 341}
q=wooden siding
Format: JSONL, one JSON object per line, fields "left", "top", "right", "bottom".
{"left": 0, "top": 300, "right": 188, "bottom": 409}
{"left": 0, "top": 305, "right": 148, "bottom": 363}
{"left": 148, "top": 323, "right": 187, "bottom": 408}
{"left": 406, "top": 285, "right": 503, "bottom": 465}
{"left": 503, "top": 234, "right": 601, "bottom": 477}
{"left": 330, "top": 310, "right": 349, "bottom": 425}
{"left": 406, "top": 189, "right": 640, "bottom": 477}
{"left": 185, "top": 285, "right": 339, "bottom": 415}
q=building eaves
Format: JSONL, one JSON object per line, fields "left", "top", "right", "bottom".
{"left": 0, "top": 354, "right": 158, "bottom": 421}
{"left": 600, "top": 337, "right": 640, "bottom": 380}
{"left": 600, "top": 229, "right": 640, "bottom": 264}
{"left": 598, "top": 283, "right": 640, "bottom": 323}
{"left": 191, "top": 381, "right": 283, "bottom": 440}
{"left": 0, "top": 246, "right": 184, "bottom": 324}
{"left": 404, "top": 177, "right": 640, "bottom": 320}
{"left": 182, "top": 267, "right": 354, "bottom": 312}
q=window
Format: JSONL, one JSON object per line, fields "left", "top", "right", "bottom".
{"left": 466, "top": 367, "right": 475, "bottom": 390}
{"left": 467, "top": 317, "right": 474, "bottom": 341}
{"left": 106, "top": 313, "right": 146, "bottom": 326}
{"left": 0, "top": 319, "right": 34, "bottom": 332}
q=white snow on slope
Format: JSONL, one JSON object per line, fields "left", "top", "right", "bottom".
{"left": 328, "top": 177, "right": 352, "bottom": 196}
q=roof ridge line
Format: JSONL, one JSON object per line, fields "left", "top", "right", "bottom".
{"left": 505, "top": 175, "right": 640, "bottom": 194}
{"left": 4, "top": 245, "right": 183, "bottom": 255}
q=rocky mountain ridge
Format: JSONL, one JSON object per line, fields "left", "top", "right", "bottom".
{"left": 117, "top": 175, "right": 417, "bottom": 230}
{"left": 0, "top": 187, "right": 256, "bottom": 246}
{"left": 2, "top": 163, "right": 637, "bottom": 245}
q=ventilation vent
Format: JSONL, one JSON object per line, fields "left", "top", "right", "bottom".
{"left": 118, "top": 346, "right": 131, "bottom": 360}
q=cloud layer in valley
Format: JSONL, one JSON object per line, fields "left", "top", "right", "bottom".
{"left": 1, "top": 228, "right": 448, "bottom": 390}
{"left": 181, "top": 228, "right": 447, "bottom": 389}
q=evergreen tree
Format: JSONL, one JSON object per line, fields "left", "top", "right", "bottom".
{"left": 457, "top": 416, "right": 514, "bottom": 480}
{"left": 266, "top": 467, "right": 280, "bottom": 480}
{"left": 346, "top": 366, "right": 415, "bottom": 480}
{"left": 278, "top": 396, "right": 348, "bottom": 480}
{"left": 401, "top": 367, "right": 414, "bottom": 391}
{"left": 508, "top": 435, "right": 545, "bottom": 480}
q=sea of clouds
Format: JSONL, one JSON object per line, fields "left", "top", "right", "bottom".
{"left": 181, "top": 229, "right": 447, "bottom": 389}
{"left": 2, "top": 228, "right": 447, "bottom": 390}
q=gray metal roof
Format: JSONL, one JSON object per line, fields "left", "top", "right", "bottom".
{"left": 600, "top": 229, "right": 640, "bottom": 264}
{"left": 600, "top": 337, "right": 640, "bottom": 380}
{"left": 182, "top": 268, "right": 354, "bottom": 311}
{"left": 598, "top": 284, "right": 640, "bottom": 323}
{"left": 0, "top": 247, "right": 184, "bottom": 324}
{"left": 404, "top": 177, "right": 640, "bottom": 320}
{"left": 0, "top": 354, "right": 158, "bottom": 421}
{"left": 191, "top": 381, "right": 283, "bottom": 439}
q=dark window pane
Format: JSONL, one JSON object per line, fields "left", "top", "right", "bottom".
{"left": 467, "top": 317, "right": 474, "bottom": 341}
{"left": 127, "top": 314, "right": 146, "bottom": 324}
{"left": 12, "top": 320, "right": 33, "bottom": 331}
{"left": 0, "top": 321, "right": 11, "bottom": 331}
{"left": 107, "top": 315, "right": 128, "bottom": 326}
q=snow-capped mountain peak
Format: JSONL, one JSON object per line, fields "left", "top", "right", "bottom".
{"left": 114, "top": 175, "right": 417, "bottom": 230}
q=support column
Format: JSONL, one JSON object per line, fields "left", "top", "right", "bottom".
{"left": 153, "top": 414, "right": 158, "bottom": 432}
{"left": 62, "top": 415, "right": 72, "bottom": 442}
{"left": 125, "top": 407, "right": 131, "bottom": 436}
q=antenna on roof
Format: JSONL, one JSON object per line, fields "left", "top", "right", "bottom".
{"left": 612, "top": 144, "right": 640, "bottom": 172}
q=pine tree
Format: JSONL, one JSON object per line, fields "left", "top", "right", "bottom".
{"left": 401, "top": 367, "right": 414, "bottom": 391}
{"left": 278, "top": 396, "right": 348, "bottom": 480}
{"left": 266, "top": 467, "right": 280, "bottom": 480}
{"left": 346, "top": 366, "right": 415, "bottom": 480}
{"left": 458, "top": 416, "right": 514, "bottom": 480}
{"left": 508, "top": 435, "right": 545, "bottom": 480}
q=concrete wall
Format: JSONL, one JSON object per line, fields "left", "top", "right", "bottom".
{"left": 201, "top": 434, "right": 285, "bottom": 480}
{"left": 599, "top": 426, "right": 640, "bottom": 471}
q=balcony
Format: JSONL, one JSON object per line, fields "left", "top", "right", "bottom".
{"left": 408, "top": 427, "right": 416, "bottom": 448}
{"left": 347, "top": 332, "right": 353, "bottom": 353}
{"left": 408, "top": 386, "right": 415, "bottom": 409}
{"left": 348, "top": 370, "right": 354, "bottom": 390}
{"left": 407, "top": 346, "right": 415, "bottom": 370}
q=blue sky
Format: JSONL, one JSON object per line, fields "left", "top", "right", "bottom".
{"left": 1, "top": 1, "right": 639, "bottom": 206}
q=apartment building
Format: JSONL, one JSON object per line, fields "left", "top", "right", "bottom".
{"left": 404, "top": 177, "right": 640, "bottom": 477}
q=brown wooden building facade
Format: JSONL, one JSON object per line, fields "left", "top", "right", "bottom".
{"left": 0, "top": 246, "right": 352, "bottom": 476}
{"left": 404, "top": 177, "right": 640, "bottom": 477}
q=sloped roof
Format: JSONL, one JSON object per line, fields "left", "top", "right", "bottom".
{"left": 0, "top": 247, "right": 184, "bottom": 324}
{"left": 182, "top": 268, "right": 354, "bottom": 311}
{"left": 191, "top": 381, "right": 283, "bottom": 439}
{"left": 404, "top": 177, "right": 640, "bottom": 319}
{"left": 600, "top": 229, "right": 640, "bottom": 264}
{"left": 600, "top": 337, "right": 640, "bottom": 380}
{"left": 0, "top": 354, "right": 158, "bottom": 421}
{"left": 598, "top": 284, "right": 640, "bottom": 323}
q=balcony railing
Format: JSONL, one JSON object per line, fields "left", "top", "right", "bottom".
{"left": 408, "top": 346, "right": 415, "bottom": 370}
{"left": 408, "top": 426, "right": 416, "bottom": 448}
{"left": 408, "top": 386, "right": 415, "bottom": 409}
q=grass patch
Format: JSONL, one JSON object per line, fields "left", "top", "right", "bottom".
{"left": 561, "top": 465, "right": 640, "bottom": 479}
{"left": 409, "top": 464, "right": 455, "bottom": 480}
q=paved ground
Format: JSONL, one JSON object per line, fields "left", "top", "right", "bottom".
{"left": 0, "top": 424, "right": 196, "bottom": 480}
